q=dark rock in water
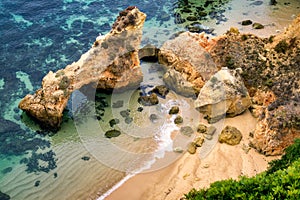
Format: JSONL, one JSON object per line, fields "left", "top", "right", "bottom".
{"left": 160, "top": 12, "right": 171, "bottom": 22}
{"left": 139, "top": 44, "right": 158, "bottom": 61}
{"left": 137, "top": 107, "right": 143, "bottom": 112}
{"left": 187, "top": 23, "right": 215, "bottom": 34}
{"left": 112, "top": 100, "right": 124, "bottom": 108}
{"left": 174, "top": 116, "right": 183, "bottom": 124}
{"left": 252, "top": 22, "right": 264, "bottom": 29}
{"left": 0, "top": 191, "right": 10, "bottom": 200}
{"left": 109, "top": 118, "right": 120, "bottom": 127}
{"left": 105, "top": 130, "right": 121, "bottom": 138}
{"left": 125, "top": 117, "right": 133, "bottom": 124}
{"left": 218, "top": 126, "right": 242, "bottom": 145}
{"left": 139, "top": 84, "right": 154, "bottom": 96}
{"left": 138, "top": 93, "right": 159, "bottom": 106}
{"left": 81, "top": 156, "right": 90, "bottom": 161}
{"left": 169, "top": 106, "right": 180, "bottom": 115}
{"left": 54, "top": 172, "right": 58, "bottom": 178}
{"left": 19, "top": 150, "right": 57, "bottom": 173}
{"left": 1, "top": 167, "right": 12, "bottom": 174}
{"left": 198, "top": 11, "right": 208, "bottom": 17}
{"left": 241, "top": 20, "right": 253, "bottom": 26}
{"left": 120, "top": 109, "right": 130, "bottom": 118}
{"left": 151, "top": 85, "right": 169, "bottom": 98}
{"left": 174, "top": 13, "right": 186, "bottom": 24}
{"left": 149, "top": 114, "right": 159, "bottom": 123}
{"left": 34, "top": 180, "right": 40, "bottom": 187}
{"left": 250, "top": 1, "right": 263, "bottom": 6}
{"left": 187, "top": 16, "right": 198, "bottom": 21}
{"left": 180, "top": 126, "right": 194, "bottom": 137}
{"left": 270, "top": 0, "right": 277, "bottom": 5}
{"left": 197, "top": 124, "right": 207, "bottom": 133}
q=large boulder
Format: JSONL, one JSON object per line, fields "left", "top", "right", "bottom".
{"left": 19, "top": 7, "right": 146, "bottom": 130}
{"left": 218, "top": 126, "right": 243, "bottom": 145}
{"left": 158, "top": 32, "right": 218, "bottom": 97}
{"left": 195, "top": 67, "right": 251, "bottom": 123}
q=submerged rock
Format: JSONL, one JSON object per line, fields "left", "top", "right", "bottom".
{"left": 18, "top": 7, "right": 146, "bottom": 130}
{"left": 195, "top": 68, "right": 251, "bottom": 123}
{"left": 180, "top": 126, "right": 194, "bottom": 137}
{"left": 218, "top": 126, "right": 242, "bottom": 145}
{"left": 151, "top": 85, "right": 169, "bottom": 98}
{"left": 0, "top": 191, "right": 10, "bottom": 200}
{"left": 105, "top": 130, "right": 121, "bottom": 138}
{"left": 138, "top": 93, "right": 159, "bottom": 106}
{"left": 109, "top": 118, "right": 120, "bottom": 127}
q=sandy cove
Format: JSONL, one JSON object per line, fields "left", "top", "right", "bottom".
{"left": 106, "top": 110, "right": 279, "bottom": 200}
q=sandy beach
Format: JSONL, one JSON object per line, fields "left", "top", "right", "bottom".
{"left": 106, "top": 110, "right": 279, "bottom": 200}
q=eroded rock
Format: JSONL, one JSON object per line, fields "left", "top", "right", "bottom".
{"left": 19, "top": 7, "right": 146, "bottom": 130}
{"left": 218, "top": 126, "right": 242, "bottom": 145}
{"left": 138, "top": 93, "right": 159, "bottom": 106}
{"left": 169, "top": 106, "right": 180, "bottom": 115}
{"left": 195, "top": 67, "right": 252, "bottom": 123}
{"left": 158, "top": 32, "right": 218, "bottom": 97}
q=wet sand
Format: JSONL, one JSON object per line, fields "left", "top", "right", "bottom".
{"left": 106, "top": 111, "right": 279, "bottom": 199}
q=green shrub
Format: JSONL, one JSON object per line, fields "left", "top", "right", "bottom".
{"left": 185, "top": 139, "right": 300, "bottom": 200}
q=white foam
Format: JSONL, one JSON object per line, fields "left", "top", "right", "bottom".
{"left": 98, "top": 106, "right": 179, "bottom": 199}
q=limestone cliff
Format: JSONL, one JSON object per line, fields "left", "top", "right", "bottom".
{"left": 19, "top": 7, "right": 146, "bottom": 130}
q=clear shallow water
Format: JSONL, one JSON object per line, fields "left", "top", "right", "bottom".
{"left": 0, "top": 0, "right": 300, "bottom": 199}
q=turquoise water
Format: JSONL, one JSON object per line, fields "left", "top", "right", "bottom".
{"left": 1, "top": 0, "right": 300, "bottom": 199}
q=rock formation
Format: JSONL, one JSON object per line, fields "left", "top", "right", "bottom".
{"left": 158, "top": 32, "right": 218, "bottom": 97}
{"left": 208, "top": 15, "right": 300, "bottom": 155}
{"left": 218, "top": 125, "right": 243, "bottom": 145}
{"left": 195, "top": 67, "right": 252, "bottom": 123}
{"left": 19, "top": 7, "right": 146, "bottom": 130}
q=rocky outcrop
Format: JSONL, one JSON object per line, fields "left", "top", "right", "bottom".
{"left": 19, "top": 7, "right": 146, "bottom": 130}
{"left": 218, "top": 126, "right": 243, "bottom": 145}
{"left": 195, "top": 67, "right": 252, "bottom": 123}
{"left": 158, "top": 32, "right": 218, "bottom": 97}
{"left": 208, "top": 15, "right": 300, "bottom": 155}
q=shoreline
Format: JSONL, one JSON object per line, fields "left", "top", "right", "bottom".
{"left": 104, "top": 110, "right": 279, "bottom": 200}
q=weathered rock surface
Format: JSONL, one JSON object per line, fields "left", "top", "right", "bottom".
{"left": 151, "top": 85, "right": 169, "bottom": 98}
{"left": 158, "top": 32, "right": 218, "bottom": 97}
{"left": 138, "top": 93, "right": 159, "bottom": 106}
{"left": 187, "top": 142, "right": 197, "bottom": 154}
{"left": 209, "top": 15, "right": 300, "bottom": 155}
{"left": 169, "top": 106, "right": 179, "bottom": 115}
{"left": 195, "top": 67, "right": 252, "bottom": 123}
{"left": 19, "top": 7, "right": 146, "bottom": 130}
{"left": 174, "top": 115, "right": 183, "bottom": 124}
{"left": 218, "top": 126, "right": 242, "bottom": 145}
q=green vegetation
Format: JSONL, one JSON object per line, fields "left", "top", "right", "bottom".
{"left": 185, "top": 139, "right": 300, "bottom": 199}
